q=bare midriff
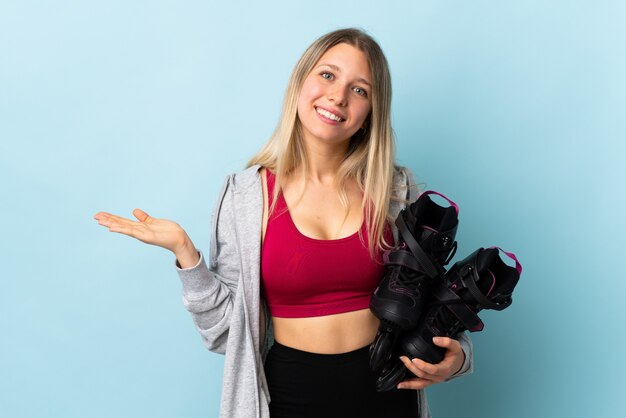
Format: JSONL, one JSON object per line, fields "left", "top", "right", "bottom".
{"left": 272, "top": 308, "right": 380, "bottom": 354}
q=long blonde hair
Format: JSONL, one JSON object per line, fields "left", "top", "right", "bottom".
{"left": 248, "top": 28, "right": 396, "bottom": 257}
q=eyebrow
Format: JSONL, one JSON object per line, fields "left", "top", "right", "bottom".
{"left": 317, "top": 63, "right": 372, "bottom": 87}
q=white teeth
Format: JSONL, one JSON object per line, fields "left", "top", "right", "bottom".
{"left": 316, "top": 107, "right": 343, "bottom": 122}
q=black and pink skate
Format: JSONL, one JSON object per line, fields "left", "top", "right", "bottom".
{"left": 375, "top": 247, "right": 522, "bottom": 392}
{"left": 369, "top": 191, "right": 459, "bottom": 372}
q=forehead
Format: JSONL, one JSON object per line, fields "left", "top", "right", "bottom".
{"left": 315, "top": 43, "right": 371, "bottom": 81}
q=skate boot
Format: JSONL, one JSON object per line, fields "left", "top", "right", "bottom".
{"left": 375, "top": 247, "right": 522, "bottom": 391}
{"left": 369, "top": 191, "right": 459, "bottom": 373}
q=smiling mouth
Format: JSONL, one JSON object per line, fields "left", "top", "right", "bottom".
{"left": 315, "top": 106, "right": 345, "bottom": 122}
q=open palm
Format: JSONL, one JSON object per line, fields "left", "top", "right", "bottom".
{"left": 94, "top": 209, "right": 188, "bottom": 254}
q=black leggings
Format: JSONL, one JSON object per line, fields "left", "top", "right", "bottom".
{"left": 264, "top": 341, "right": 419, "bottom": 418}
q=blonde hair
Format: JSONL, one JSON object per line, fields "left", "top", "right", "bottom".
{"left": 247, "top": 28, "right": 396, "bottom": 257}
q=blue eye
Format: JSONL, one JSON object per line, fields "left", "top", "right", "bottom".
{"left": 353, "top": 87, "right": 368, "bottom": 97}
{"left": 321, "top": 72, "right": 333, "bottom": 80}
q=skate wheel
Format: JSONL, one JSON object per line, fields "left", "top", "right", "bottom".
{"left": 369, "top": 332, "right": 395, "bottom": 373}
{"left": 376, "top": 360, "right": 407, "bottom": 392}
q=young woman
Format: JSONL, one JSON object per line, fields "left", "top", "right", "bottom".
{"left": 94, "top": 28, "right": 473, "bottom": 418}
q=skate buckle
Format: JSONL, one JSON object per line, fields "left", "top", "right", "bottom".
{"left": 459, "top": 264, "right": 473, "bottom": 279}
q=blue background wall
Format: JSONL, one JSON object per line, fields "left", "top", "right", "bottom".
{"left": 1, "top": 1, "right": 624, "bottom": 417}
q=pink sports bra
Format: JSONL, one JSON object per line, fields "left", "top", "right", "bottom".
{"left": 260, "top": 170, "right": 390, "bottom": 318}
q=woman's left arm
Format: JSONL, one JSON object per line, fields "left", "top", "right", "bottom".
{"left": 397, "top": 332, "right": 473, "bottom": 390}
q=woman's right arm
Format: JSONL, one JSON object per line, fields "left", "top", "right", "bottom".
{"left": 94, "top": 175, "right": 239, "bottom": 354}
{"left": 175, "top": 175, "right": 240, "bottom": 354}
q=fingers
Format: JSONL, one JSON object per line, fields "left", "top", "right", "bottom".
{"left": 95, "top": 209, "right": 153, "bottom": 225}
{"left": 399, "top": 356, "right": 440, "bottom": 382}
{"left": 397, "top": 376, "right": 432, "bottom": 390}
{"left": 93, "top": 211, "right": 140, "bottom": 237}
{"left": 93, "top": 212, "right": 113, "bottom": 227}
{"left": 432, "top": 336, "right": 460, "bottom": 351}
{"left": 94, "top": 212, "right": 130, "bottom": 227}
{"left": 93, "top": 211, "right": 110, "bottom": 222}
{"left": 132, "top": 208, "right": 153, "bottom": 223}
{"left": 397, "top": 337, "right": 465, "bottom": 390}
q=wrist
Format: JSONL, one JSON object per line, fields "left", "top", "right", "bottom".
{"left": 174, "top": 235, "right": 199, "bottom": 269}
{"left": 452, "top": 349, "right": 466, "bottom": 377}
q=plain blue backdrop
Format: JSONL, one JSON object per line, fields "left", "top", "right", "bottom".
{"left": 1, "top": 1, "right": 624, "bottom": 417}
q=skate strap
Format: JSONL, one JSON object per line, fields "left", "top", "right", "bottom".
{"left": 383, "top": 250, "right": 419, "bottom": 270}
{"left": 433, "top": 285, "right": 484, "bottom": 332}
{"left": 419, "top": 191, "right": 459, "bottom": 214}
{"left": 384, "top": 250, "right": 438, "bottom": 274}
{"left": 489, "top": 246, "right": 523, "bottom": 274}
{"left": 460, "top": 264, "right": 512, "bottom": 311}
{"left": 396, "top": 212, "right": 440, "bottom": 278}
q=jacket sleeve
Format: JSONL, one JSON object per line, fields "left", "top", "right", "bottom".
{"left": 174, "top": 175, "right": 239, "bottom": 355}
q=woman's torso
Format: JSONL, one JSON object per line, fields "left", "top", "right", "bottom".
{"left": 260, "top": 167, "right": 383, "bottom": 354}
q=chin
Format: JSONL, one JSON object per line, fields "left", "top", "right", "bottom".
{"left": 308, "top": 132, "right": 353, "bottom": 146}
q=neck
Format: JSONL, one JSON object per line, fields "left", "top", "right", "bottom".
{"left": 300, "top": 136, "right": 350, "bottom": 185}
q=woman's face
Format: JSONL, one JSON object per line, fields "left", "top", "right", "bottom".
{"left": 297, "top": 43, "right": 372, "bottom": 148}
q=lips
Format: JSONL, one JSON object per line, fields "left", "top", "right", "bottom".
{"left": 315, "top": 106, "right": 346, "bottom": 122}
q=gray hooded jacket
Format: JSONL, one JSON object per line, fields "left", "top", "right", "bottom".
{"left": 175, "top": 164, "right": 473, "bottom": 418}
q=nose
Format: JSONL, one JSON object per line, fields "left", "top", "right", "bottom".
{"left": 327, "top": 84, "right": 348, "bottom": 106}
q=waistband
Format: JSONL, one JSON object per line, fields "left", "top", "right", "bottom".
{"left": 269, "top": 341, "right": 371, "bottom": 366}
